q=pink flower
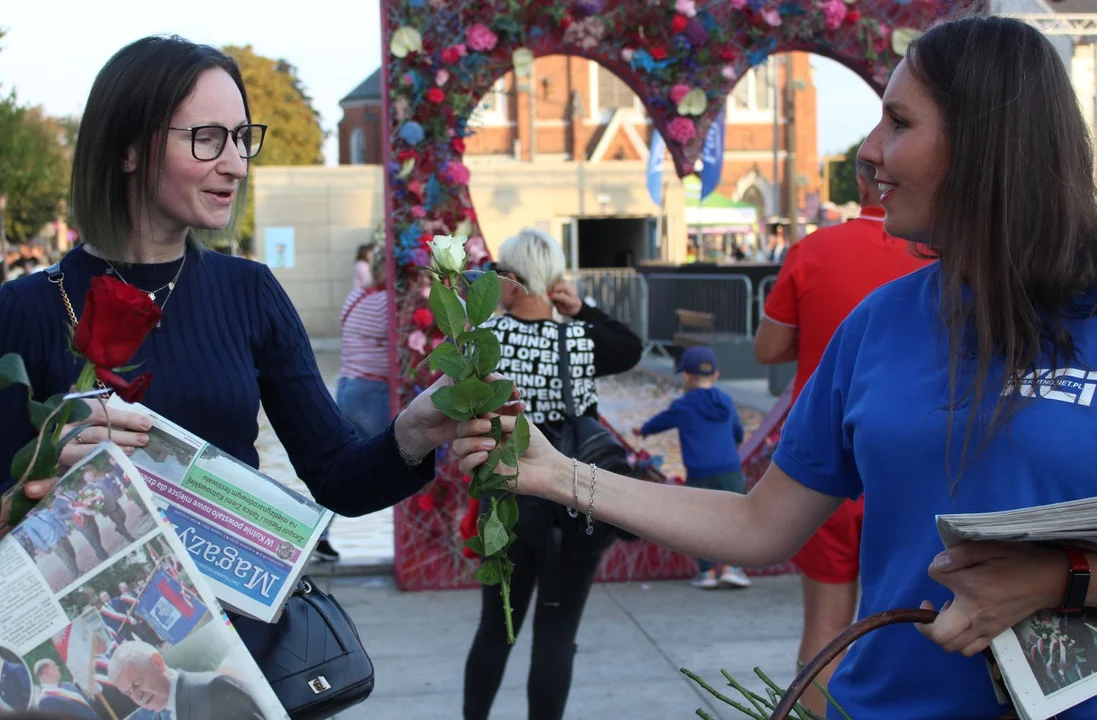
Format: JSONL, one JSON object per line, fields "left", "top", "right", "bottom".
{"left": 731, "top": 0, "right": 747, "bottom": 8}
{"left": 666, "top": 117, "right": 696, "bottom": 144}
{"left": 675, "top": 0, "right": 697, "bottom": 17}
{"left": 411, "top": 206, "right": 426, "bottom": 218}
{"left": 431, "top": 334, "right": 446, "bottom": 349}
{"left": 669, "top": 84, "right": 691, "bottom": 105}
{"left": 441, "top": 161, "right": 471, "bottom": 185}
{"left": 761, "top": 8, "right": 782, "bottom": 26}
{"left": 408, "top": 330, "right": 428, "bottom": 354}
{"left": 721, "top": 65, "right": 738, "bottom": 81}
{"left": 466, "top": 24, "right": 498, "bottom": 52}
{"left": 402, "top": 72, "right": 415, "bottom": 86}
{"left": 822, "top": 0, "right": 846, "bottom": 31}
{"left": 465, "top": 235, "right": 489, "bottom": 264}
{"left": 435, "top": 69, "right": 450, "bottom": 86}
{"left": 621, "top": 48, "right": 635, "bottom": 62}
{"left": 874, "top": 25, "right": 891, "bottom": 53}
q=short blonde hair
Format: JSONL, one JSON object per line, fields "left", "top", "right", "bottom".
{"left": 496, "top": 228, "right": 565, "bottom": 298}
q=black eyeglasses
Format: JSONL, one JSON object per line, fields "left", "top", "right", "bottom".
{"left": 168, "top": 124, "right": 267, "bottom": 161}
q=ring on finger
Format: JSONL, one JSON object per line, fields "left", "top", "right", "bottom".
{"left": 76, "top": 431, "right": 87, "bottom": 444}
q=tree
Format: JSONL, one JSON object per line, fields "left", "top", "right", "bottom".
{"left": 0, "top": 94, "right": 70, "bottom": 242}
{"left": 828, "top": 138, "right": 865, "bottom": 207}
{"left": 222, "top": 45, "right": 326, "bottom": 252}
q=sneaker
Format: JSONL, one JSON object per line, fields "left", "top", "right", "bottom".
{"left": 313, "top": 539, "right": 341, "bottom": 562}
{"left": 719, "top": 566, "right": 752, "bottom": 589}
{"left": 691, "top": 568, "right": 720, "bottom": 589}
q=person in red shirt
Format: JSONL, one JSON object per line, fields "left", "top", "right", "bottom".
{"left": 752, "top": 160, "right": 933, "bottom": 714}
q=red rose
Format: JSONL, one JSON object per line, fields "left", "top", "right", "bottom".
{"left": 672, "top": 14, "right": 688, "bottom": 33}
{"left": 845, "top": 9, "right": 861, "bottom": 23}
{"left": 426, "top": 87, "right": 445, "bottom": 104}
{"left": 418, "top": 233, "right": 434, "bottom": 248}
{"left": 650, "top": 46, "right": 668, "bottom": 61}
{"left": 95, "top": 368, "right": 152, "bottom": 403}
{"left": 398, "top": 149, "right": 417, "bottom": 163}
{"left": 451, "top": 137, "right": 466, "bottom": 154}
{"left": 441, "top": 46, "right": 462, "bottom": 64}
{"left": 412, "top": 307, "right": 434, "bottom": 329}
{"left": 74, "top": 276, "right": 162, "bottom": 369}
{"left": 560, "top": 14, "right": 572, "bottom": 29}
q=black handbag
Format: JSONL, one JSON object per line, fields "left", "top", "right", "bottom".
{"left": 231, "top": 577, "right": 375, "bottom": 720}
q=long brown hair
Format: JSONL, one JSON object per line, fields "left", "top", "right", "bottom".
{"left": 909, "top": 16, "right": 1097, "bottom": 481}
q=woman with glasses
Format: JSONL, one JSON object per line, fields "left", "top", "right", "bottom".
{"left": 0, "top": 33, "right": 520, "bottom": 619}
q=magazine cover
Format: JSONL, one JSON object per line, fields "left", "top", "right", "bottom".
{"left": 0, "top": 443, "right": 289, "bottom": 719}
{"left": 108, "top": 396, "right": 333, "bottom": 622}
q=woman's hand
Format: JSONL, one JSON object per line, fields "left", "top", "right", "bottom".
{"left": 452, "top": 415, "right": 564, "bottom": 499}
{"left": 59, "top": 399, "right": 152, "bottom": 468}
{"left": 917, "top": 541, "right": 1065, "bottom": 656}
{"left": 393, "top": 373, "right": 525, "bottom": 460}
{"left": 549, "top": 280, "right": 583, "bottom": 317}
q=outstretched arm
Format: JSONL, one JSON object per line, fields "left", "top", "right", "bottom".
{"left": 453, "top": 417, "right": 842, "bottom": 568}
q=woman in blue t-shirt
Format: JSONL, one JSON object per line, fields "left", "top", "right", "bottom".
{"left": 451, "top": 16, "right": 1097, "bottom": 718}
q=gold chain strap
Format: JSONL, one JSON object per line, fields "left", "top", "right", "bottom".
{"left": 49, "top": 271, "right": 108, "bottom": 392}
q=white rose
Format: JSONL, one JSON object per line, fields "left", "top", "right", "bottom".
{"left": 429, "top": 234, "right": 468, "bottom": 275}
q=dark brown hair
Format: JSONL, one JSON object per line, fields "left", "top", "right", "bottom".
{"left": 909, "top": 16, "right": 1097, "bottom": 480}
{"left": 71, "top": 35, "right": 251, "bottom": 259}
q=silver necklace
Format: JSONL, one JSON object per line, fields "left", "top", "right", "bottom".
{"left": 105, "top": 252, "right": 186, "bottom": 327}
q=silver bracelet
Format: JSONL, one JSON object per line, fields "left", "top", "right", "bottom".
{"left": 567, "top": 458, "right": 579, "bottom": 518}
{"left": 585, "top": 463, "right": 598, "bottom": 535}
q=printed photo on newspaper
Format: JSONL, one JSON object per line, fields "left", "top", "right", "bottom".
{"left": 988, "top": 609, "right": 1097, "bottom": 720}
{"left": 107, "top": 396, "right": 333, "bottom": 623}
{"left": 0, "top": 442, "right": 289, "bottom": 719}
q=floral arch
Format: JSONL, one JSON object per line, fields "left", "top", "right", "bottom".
{"left": 381, "top": 0, "right": 982, "bottom": 591}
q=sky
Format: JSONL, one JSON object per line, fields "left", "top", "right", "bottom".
{"left": 0, "top": 0, "right": 882, "bottom": 166}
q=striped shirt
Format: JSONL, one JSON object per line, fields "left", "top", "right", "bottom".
{"left": 339, "top": 286, "right": 389, "bottom": 380}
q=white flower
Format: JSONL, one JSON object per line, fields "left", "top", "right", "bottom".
{"left": 429, "top": 234, "right": 468, "bottom": 275}
{"left": 390, "top": 27, "right": 423, "bottom": 58}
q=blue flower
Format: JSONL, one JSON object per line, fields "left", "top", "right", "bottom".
{"left": 425, "top": 175, "right": 444, "bottom": 211}
{"left": 408, "top": 0, "right": 424, "bottom": 7}
{"left": 400, "top": 223, "right": 421, "bottom": 249}
{"left": 399, "top": 121, "right": 425, "bottom": 145}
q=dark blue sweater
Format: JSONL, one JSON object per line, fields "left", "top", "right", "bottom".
{"left": 0, "top": 244, "right": 432, "bottom": 514}
{"left": 640, "top": 386, "right": 745, "bottom": 478}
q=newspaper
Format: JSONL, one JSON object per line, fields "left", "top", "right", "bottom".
{"left": 105, "top": 396, "right": 333, "bottom": 623}
{"left": 0, "top": 442, "right": 289, "bottom": 719}
{"left": 937, "top": 503, "right": 1097, "bottom": 720}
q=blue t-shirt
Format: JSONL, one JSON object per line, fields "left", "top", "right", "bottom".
{"left": 774, "top": 263, "right": 1097, "bottom": 719}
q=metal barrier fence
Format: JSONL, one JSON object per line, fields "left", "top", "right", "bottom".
{"left": 645, "top": 273, "right": 755, "bottom": 343}
{"left": 757, "top": 274, "right": 778, "bottom": 320}
{"left": 571, "top": 269, "right": 650, "bottom": 347}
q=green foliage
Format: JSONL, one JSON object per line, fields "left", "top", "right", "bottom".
{"left": 430, "top": 282, "right": 468, "bottom": 339}
{"left": 828, "top": 138, "right": 865, "bottom": 207}
{"left": 466, "top": 271, "right": 501, "bottom": 327}
{"left": 221, "top": 45, "right": 325, "bottom": 249}
{"left": 0, "top": 94, "right": 73, "bottom": 242}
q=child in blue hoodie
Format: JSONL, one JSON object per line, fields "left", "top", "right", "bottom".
{"left": 634, "top": 346, "right": 750, "bottom": 589}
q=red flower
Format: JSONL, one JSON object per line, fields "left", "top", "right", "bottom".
{"left": 718, "top": 47, "right": 737, "bottom": 61}
{"left": 416, "top": 493, "right": 436, "bottom": 513}
{"left": 95, "top": 368, "right": 152, "bottom": 403}
{"left": 560, "top": 14, "right": 572, "bottom": 29}
{"left": 463, "top": 207, "right": 477, "bottom": 222}
{"left": 845, "top": 9, "right": 861, "bottom": 23}
{"left": 451, "top": 137, "right": 466, "bottom": 154}
{"left": 441, "top": 46, "right": 463, "bottom": 64}
{"left": 650, "top": 46, "right": 668, "bottom": 61}
{"left": 412, "top": 307, "right": 434, "bottom": 329}
{"left": 74, "top": 276, "right": 162, "bottom": 369}
{"left": 672, "top": 14, "right": 688, "bottom": 33}
{"left": 397, "top": 149, "right": 417, "bottom": 163}
{"left": 418, "top": 233, "right": 434, "bottom": 248}
{"left": 426, "top": 87, "right": 445, "bottom": 104}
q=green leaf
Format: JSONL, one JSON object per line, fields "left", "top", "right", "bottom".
{"left": 429, "top": 280, "right": 467, "bottom": 339}
{"left": 430, "top": 386, "right": 474, "bottom": 421}
{"left": 490, "top": 416, "right": 504, "bottom": 446}
{"left": 466, "top": 271, "right": 501, "bottom": 327}
{"left": 10, "top": 436, "right": 60, "bottom": 484}
{"left": 497, "top": 495, "right": 519, "bottom": 531}
{"left": 450, "top": 378, "right": 494, "bottom": 416}
{"left": 0, "top": 354, "right": 31, "bottom": 392}
{"left": 464, "top": 535, "right": 486, "bottom": 556}
{"left": 470, "top": 333, "right": 502, "bottom": 378}
{"left": 500, "top": 415, "right": 531, "bottom": 467}
{"left": 482, "top": 511, "right": 508, "bottom": 556}
{"left": 429, "top": 341, "right": 470, "bottom": 379}
{"left": 475, "top": 557, "right": 503, "bottom": 586}
{"left": 468, "top": 467, "right": 511, "bottom": 498}
{"left": 27, "top": 400, "right": 54, "bottom": 430}
{"left": 473, "top": 379, "right": 514, "bottom": 417}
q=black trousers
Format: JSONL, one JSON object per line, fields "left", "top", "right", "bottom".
{"left": 462, "top": 526, "right": 605, "bottom": 720}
